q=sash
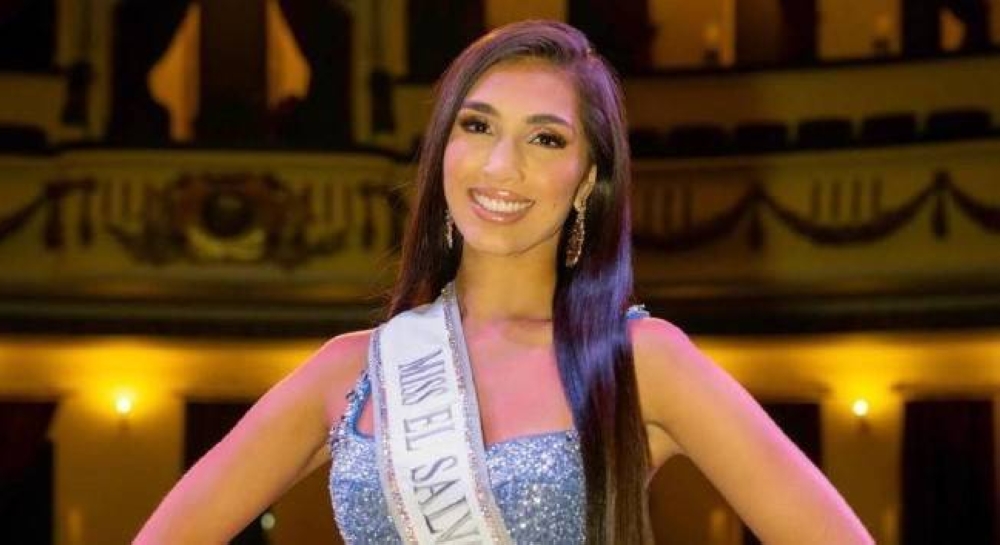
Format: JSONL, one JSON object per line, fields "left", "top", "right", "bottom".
{"left": 369, "top": 283, "right": 513, "bottom": 544}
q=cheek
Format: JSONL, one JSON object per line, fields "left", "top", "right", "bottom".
{"left": 442, "top": 145, "right": 460, "bottom": 210}
{"left": 443, "top": 140, "right": 473, "bottom": 191}
{"left": 537, "top": 161, "right": 587, "bottom": 211}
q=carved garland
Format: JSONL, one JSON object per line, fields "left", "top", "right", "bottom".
{"left": 632, "top": 171, "right": 1000, "bottom": 252}
{"left": 0, "top": 173, "right": 407, "bottom": 268}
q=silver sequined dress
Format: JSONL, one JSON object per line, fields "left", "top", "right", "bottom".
{"left": 328, "top": 370, "right": 585, "bottom": 544}
{"left": 327, "top": 305, "right": 648, "bottom": 544}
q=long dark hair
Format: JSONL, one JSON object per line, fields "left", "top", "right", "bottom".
{"left": 388, "top": 20, "right": 649, "bottom": 544}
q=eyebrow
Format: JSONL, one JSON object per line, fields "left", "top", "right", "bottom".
{"left": 461, "top": 100, "right": 575, "bottom": 131}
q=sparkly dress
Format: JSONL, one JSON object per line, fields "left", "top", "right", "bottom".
{"left": 328, "top": 370, "right": 585, "bottom": 544}
{"left": 327, "top": 306, "right": 647, "bottom": 544}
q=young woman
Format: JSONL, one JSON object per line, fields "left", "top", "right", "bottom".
{"left": 135, "top": 21, "right": 873, "bottom": 544}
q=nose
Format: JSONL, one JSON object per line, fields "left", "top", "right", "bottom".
{"left": 481, "top": 136, "right": 522, "bottom": 182}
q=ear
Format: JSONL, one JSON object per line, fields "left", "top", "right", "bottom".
{"left": 573, "top": 165, "right": 597, "bottom": 211}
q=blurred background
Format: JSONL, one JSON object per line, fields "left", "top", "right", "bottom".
{"left": 1, "top": 0, "right": 999, "bottom": 543}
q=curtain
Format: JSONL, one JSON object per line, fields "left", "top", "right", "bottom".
{"left": 778, "top": 0, "right": 817, "bottom": 64}
{"left": 406, "top": 0, "right": 484, "bottom": 82}
{"left": 107, "top": 0, "right": 192, "bottom": 143}
{"left": 569, "top": 0, "right": 654, "bottom": 73}
{"left": 0, "top": 401, "right": 57, "bottom": 545}
{"left": 902, "top": 398, "right": 996, "bottom": 545}
{"left": 185, "top": 401, "right": 267, "bottom": 545}
{"left": 0, "top": 0, "right": 54, "bottom": 71}
{"left": 902, "top": 0, "right": 942, "bottom": 56}
{"left": 274, "top": 0, "right": 353, "bottom": 147}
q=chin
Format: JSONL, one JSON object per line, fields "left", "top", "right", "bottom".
{"left": 459, "top": 229, "right": 560, "bottom": 261}
{"left": 462, "top": 238, "right": 526, "bottom": 258}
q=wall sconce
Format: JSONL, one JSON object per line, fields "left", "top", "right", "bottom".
{"left": 115, "top": 395, "right": 133, "bottom": 416}
{"left": 851, "top": 398, "right": 869, "bottom": 418}
{"left": 703, "top": 22, "right": 721, "bottom": 66}
{"left": 873, "top": 14, "right": 892, "bottom": 57}
{"left": 852, "top": 398, "right": 871, "bottom": 432}
{"left": 114, "top": 391, "right": 135, "bottom": 431}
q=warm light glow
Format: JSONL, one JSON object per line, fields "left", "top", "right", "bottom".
{"left": 852, "top": 398, "right": 870, "bottom": 418}
{"left": 115, "top": 393, "right": 134, "bottom": 416}
{"left": 703, "top": 22, "right": 721, "bottom": 48}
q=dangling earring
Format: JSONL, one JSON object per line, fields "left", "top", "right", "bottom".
{"left": 565, "top": 202, "right": 586, "bottom": 267}
{"left": 445, "top": 209, "right": 454, "bottom": 250}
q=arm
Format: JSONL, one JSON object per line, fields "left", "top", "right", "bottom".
{"left": 631, "top": 318, "right": 873, "bottom": 545}
{"left": 133, "top": 331, "right": 371, "bottom": 544}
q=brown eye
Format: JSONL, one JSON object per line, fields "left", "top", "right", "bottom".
{"left": 459, "top": 116, "right": 490, "bottom": 134}
{"left": 530, "top": 132, "right": 567, "bottom": 149}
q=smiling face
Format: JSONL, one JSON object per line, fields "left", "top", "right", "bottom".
{"left": 443, "top": 59, "right": 596, "bottom": 262}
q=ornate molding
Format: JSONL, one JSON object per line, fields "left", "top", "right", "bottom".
{"left": 0, "top": 171, "right": 407, "bottom": 269}
{"left": 633, "top": 171, "right": 1000, "bottom": 252}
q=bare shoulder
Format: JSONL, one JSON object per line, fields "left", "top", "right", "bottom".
{"left": 311, "top": 329, "right": 373, "bottom": 369}
{"left": 626, "top": 316, "right": 749, "bottom": 453}
{"left": 627, "top": 315, "right": 740, "bottom": 426}
{"left": 293, "top": 329, "right": 374, "bottom": 425}
{"left": 628, "top": 315, "right": 689, "bottom": 352}
{"left": 626, "top": 317, "right": 703, "bottom": 459}
{"left": 628, "top": 316, "right": 702, "bottom": 380}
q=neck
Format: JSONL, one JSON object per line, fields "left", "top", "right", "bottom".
{"left": 453, "top": 245, "right": 557, "bottom": 323}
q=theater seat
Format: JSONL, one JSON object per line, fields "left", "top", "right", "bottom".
{"left": 629, "top": 128, "right": 667, "bottom": 158}
{"left": 734, "top": 121, "right": 789, "bottom": 154}
{"left": 0, "top": 124, "right": 48, "bottom": 152}
{"left": 924, "top": 108, "right": 992, "bottom": 140}
{"left": 796, "top": 117, "right": 854, "bottom": 149}
{"left": 860, "top": 112, "right": 918, "bottom": 146}
{"left": 665, "top": 123, "right": 730, "bottom": 156}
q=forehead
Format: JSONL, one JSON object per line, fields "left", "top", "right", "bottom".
{"left": 463, "top": 60, "right": 579, "bottom": 122}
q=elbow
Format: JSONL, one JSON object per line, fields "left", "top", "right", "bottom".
{"left": 759, "top": 500, "right": 875, "bottom": 545}
{"left": 814, "top": 511, "right": 875, "bottom": 545}
{"left": 133, "top": 523, "right": 177, "bottom": 545}
{"left": 847, "top": 523, "right": 876, "bottom": 545}
{"left": 132, "top": 524, "right": 167, "bottom": 545}
{"left": 133, "top": 517, "right": 169, "bottom": 545}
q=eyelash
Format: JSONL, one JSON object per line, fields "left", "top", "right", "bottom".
{"left": 457, "top": 116, "right": 568, "bottom": 149}
{"left": 459, "top": 116, "right": 490, "bottom": 135}
{"left": 530, "top": 132, "right": 567, "bottom": 149}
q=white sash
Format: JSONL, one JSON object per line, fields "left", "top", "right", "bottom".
{"left": 369, "top": 283, "right": 513, "bottom": 544}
